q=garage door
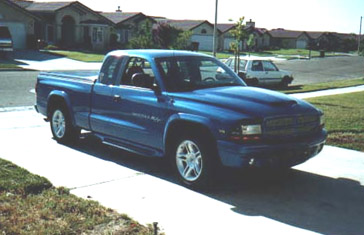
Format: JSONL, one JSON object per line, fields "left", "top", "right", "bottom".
{"left": 191, "top": 35, "right": 213, "bottom": 51}
{"left": 0, "top": 22, "right": 26, "bottom": 49}
{"left": 296, "top": 39, "right": 307, "bottom": 49}
{"left": 223, "top": 38, "right": 242, "bottom": 51}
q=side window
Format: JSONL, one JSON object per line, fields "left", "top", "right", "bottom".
{"left": 121, "top": 57, "right": 156, "bottom": 89}
{"left": 251, "top": 61, "right": 263, "bottom": 71}
{"left": 262, "top": 61, "right": 278, "bottom": 71}
{"left": 99, "top": 57, "right": 121, "bottom": 85}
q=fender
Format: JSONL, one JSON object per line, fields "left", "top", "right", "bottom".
{"left": 47, "top": 90, "right": 76, "bottom": 126}
{"left": 162, "top": 112, "right": 217, "bottom": 152}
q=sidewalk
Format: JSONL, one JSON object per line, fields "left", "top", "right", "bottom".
{"left": 289, "top": 85, "right": 364, "bottom": 99}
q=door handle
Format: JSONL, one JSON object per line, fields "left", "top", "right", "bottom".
{"left": 113, "top": 95, "right": 122, "bottom": 102}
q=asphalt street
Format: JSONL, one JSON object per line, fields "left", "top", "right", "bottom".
{"left": 0, "top": 108, "right": 364, "bottom": 235}
{"left": 275, "top": 56, "right": 364, "bottom": 85}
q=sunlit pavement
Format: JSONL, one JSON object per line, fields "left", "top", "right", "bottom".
{"left": 1, "top": 108, "right": 364, "bottom": 235}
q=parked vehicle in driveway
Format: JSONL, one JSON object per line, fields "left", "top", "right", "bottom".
{"left": 0, "top": 26, "right": 13, "bottom": 57}
{"left": 224, "top": 57, "right": 293, "bottom": 87}
{"left": 35, "top": 50, "right": 326, "bottom": 188}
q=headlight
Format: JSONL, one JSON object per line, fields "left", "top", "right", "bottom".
{"left": 242, "top": 124, "right": 262, "bottom": 135}
{"left": 229, "top": 123, "right": 262, "bottom": 142}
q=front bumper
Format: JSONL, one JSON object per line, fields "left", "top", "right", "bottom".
{"left": 217, "top": 130, "right": 327, "bottom": 168}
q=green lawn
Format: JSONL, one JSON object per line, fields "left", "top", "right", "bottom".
{"left": 44, "top": 50, "right": 105, "bottom": 62}
{"left": 0, "top": 158, "right": 155, "bottom": 234}
{"left": 0, "top": 63, "right": 20, "bottom": 69}
{"left": 306, "top": 92, "right": 364, "bottom": 151}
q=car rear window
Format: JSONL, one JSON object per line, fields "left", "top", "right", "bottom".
{"left": 0, "top": 27, "right": 11, "bottom": 38}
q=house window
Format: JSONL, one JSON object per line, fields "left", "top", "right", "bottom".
{"left": 92, "top": 28, "right": 97, "bottom": 43}
{"left": 201, "top": 29, "right": 207, "bottom": 34}
{"left": 92, "top": 27, "right": 103, "bottom": 43}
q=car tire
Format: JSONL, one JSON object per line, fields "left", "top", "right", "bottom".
{"left": 281, "top": 76, "right": 291, "bottom": 88}
{"left": 171, "top": 132, "right": 216, "bottom": 189}
{"left": 50, "top": 106, "right": 80, "bottom": 143}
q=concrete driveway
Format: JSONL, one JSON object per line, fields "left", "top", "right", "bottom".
{"left": 1, "top": 108, "right": 364, "bottom": 235}
{"left": 8, "top": 50, "right": 102, "bottom": 71}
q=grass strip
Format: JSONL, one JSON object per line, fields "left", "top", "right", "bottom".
{"left": 0, "top": 63, "right": 21, "bottom": 69}
{"left": 0, "top": 158, "right": 155, "bottom": 234}
{"left": 305, "top": 91, "right": 364, "bottom": 151}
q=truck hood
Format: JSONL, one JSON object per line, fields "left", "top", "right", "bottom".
{"left": 169, "top": 86, "right": 317, "bottom": 118}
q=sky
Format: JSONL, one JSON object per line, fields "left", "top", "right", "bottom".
{"left": 34, "top": 0, "right": 364, "bottom": 34}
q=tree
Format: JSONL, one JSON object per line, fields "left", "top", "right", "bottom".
{"left": 153, "top": 22, "right": 192, "bottom": 49}
{"left": 153, "top": 22, "right": 180, "bottom": 49}
{"left": 173, "top": 30, "right": 193, "bottom": 50}
{"left": 229, "top": 17, "right": 248, "bottom": 72}
{"left": 246, "top": 33, "right": 256, "bottom": 55}
{"left": 128, "top": 19, "right": 157, "bottom": 49}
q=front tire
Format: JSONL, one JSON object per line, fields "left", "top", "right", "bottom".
{"left": 50, "top": 106, "right": 79, "bottom": 143}
{"left": 172, "top": 133, "right": 216, "bottom": 189}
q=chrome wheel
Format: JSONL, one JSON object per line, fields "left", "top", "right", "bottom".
{"left": 176, "top": 140, "right": 203, "bottom": 182}
{"left": 51, "top": 110, "right": 66, "bottom": 139}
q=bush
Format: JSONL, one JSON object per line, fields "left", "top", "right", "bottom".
{"left": 44, "top": 44, "right": 59, "bottom": 50}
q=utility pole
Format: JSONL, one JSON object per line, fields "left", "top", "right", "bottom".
{"left": 358, "top": 16, "right": 362, "bottom": 54}
{"left": 213, "top": 0, "right": 218, "bottom": 57}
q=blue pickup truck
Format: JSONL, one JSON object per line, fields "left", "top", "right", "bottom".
{"left": 35, "top": 50, "right": 327, "bottom": 188}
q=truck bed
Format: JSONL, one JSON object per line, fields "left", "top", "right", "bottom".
{"left": 36, "top": 70, "right": 99, "bottom": 130}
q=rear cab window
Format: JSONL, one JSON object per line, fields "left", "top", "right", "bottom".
{"left": 98, "top": 56, "right": 123, "bottom": 85}
{"left": 119, "top": 57, "right": 157, "bottom": 89}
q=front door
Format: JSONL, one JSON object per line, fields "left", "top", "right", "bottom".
{"left": 262, "top": 60, "right": 281, "bottom": 84}
{"left": 90, "top": 55, "right": 123, "bottom": 136}
{"left": 110, "top": 57, "right": 169, "bottom": 151}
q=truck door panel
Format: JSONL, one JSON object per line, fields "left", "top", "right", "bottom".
{"left": 89, "top": 56, "right": 123, "bottom": 136}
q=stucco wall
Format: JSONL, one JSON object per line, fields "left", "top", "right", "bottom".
{"left": 0, "top": 1, "right": 35, "bottom": 35}
{"left": 54, "top": 6, "right": 111, "bottom": 50}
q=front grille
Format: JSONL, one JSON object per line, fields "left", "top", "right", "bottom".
{"left": 264, "top": 115, "right": 319, "bottom": 138}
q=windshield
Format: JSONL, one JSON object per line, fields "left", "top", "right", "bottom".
{"left": 156, "top": 56, "right": 245, "bottom": 92}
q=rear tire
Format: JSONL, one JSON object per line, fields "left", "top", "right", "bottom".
{"left": 171, "top": 132, "right": 217, "bottom": 189}
{"left": 281, "top": 76, "right": 291, "bottom": 88}
{"left": 50, "top": 106, "right": 80, "bottom": 143}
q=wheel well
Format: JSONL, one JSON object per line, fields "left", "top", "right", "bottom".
{"left": 165, "top": 121, "right": 216, "bottom": 155}
{"left": 47, "top": 95, "right": 67, "bottom": 120}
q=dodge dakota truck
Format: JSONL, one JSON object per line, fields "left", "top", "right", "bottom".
{"left": 35, "top": 50, "right": 327, "bottom": 188}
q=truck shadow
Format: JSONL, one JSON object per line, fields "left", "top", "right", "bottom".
{"left": 66, "top": 134, "right": 364, "bottom": 235}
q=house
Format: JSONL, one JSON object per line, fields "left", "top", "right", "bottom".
{"left": 217, "top": 23, "right": 237, "bottom": 51}
{"left": 101, "top": 10, "right": 156, "bottom": 45}
{"left": 8, "top": 0, "right": 115, "bottom": 51}
{"left": 164, "top": 19, "right": 221, "bottom": 51}
{"left": 217, "top": 20, "right": 269, "bottom": 51}
{"left": 0, "top": 0, "right": 41, "bottom": 49}
{"left": 269, "top": 28, "right": 310, "bottom": 49}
